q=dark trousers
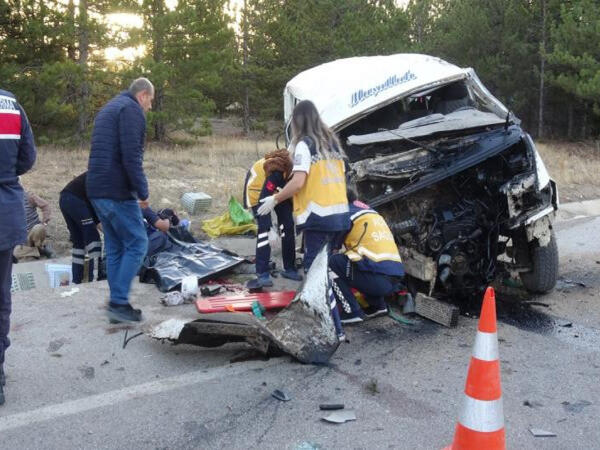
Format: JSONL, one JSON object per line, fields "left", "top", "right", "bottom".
{"left": 329, "top": 253, "right": 399, "bottom": 313}
{"left": 0, "top": 248, "right": 13, "bottom": 365}
{"left": 303, "top": 230, "right": 338, "bottom": 270}
{"left": 252, "top": 197, "right": 295, "bottom": 275}
{"left": 59, "top": 192, "right": 102, "bottom": 284}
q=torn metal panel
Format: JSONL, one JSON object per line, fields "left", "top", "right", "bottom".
{"left": 347, "top": 109, "right": 505, "bottom": 146}
{"left": 351, "top": 148, "right": 434, "bottom": 181}
{"left": 145, "top": 247, "right": 339, "bottom": 364}
{"left": 500, "top": 172, "right": 536, "bottom": 218}
{"left": 264, "top": 246, "right": 339, "bottom": 364}
{"left": 399, "top": 247, "right": 436, "bottom": 282}
{"left": 525, "top": 215, "right": 552, "bottom": 247}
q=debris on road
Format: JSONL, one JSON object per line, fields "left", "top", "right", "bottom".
{"left": 414, "top": 292, "right": 459, "bottom": 327}
{"left": 122, "top": 329, "right": 144, "bottom": 349}
{"left": 562, "top": 400, "right": 592, "bottom": 413}
{"left": 272, "top": 389, "right": 291, "bottom": 402}
{"left": 529, "top": 428, "right": 556, "bottom": 437}
{"left": 200, "top": 284, "right": 222, "bottom": 296}
{"left": 60, "top": 287, "right": 79, "bottom": 298}
{"left": 319, "top": 404, "right": 344, "bottom": 411}
{"left": 194, "top": 291, "right": 295, "bottom": 314}
{"left": 161, "top": 291, "right": 186, "bottom": 306}
{"left": 321, "top": 410, "right": 356, "bottom": 424}
{"left": 145, "top": 247, "right": 340, "bottom": 364}
{"left": 523, "top": 400, "right": 543, "bottom": 408}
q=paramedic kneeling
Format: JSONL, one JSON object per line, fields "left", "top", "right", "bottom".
{"left": 329, "top": 190, "right": 405, "bottom": 324}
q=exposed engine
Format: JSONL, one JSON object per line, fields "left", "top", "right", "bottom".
{"left": 351, "top": 135, "right": 546, "bottom": 299}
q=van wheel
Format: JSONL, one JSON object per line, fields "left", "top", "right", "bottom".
{"left": 519, "top": 229, "right": 558, "bottom": 294}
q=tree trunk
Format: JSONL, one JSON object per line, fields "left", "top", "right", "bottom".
{"left": 152, "top": 0, "right": 166, "bottom": 141}
{"left": 67, "top": 0, "right": 76, "bottom": 61}
{"left": 567, "top": 103, "right": 574, "bottom": 140}
{"left": 242, "top": 0, "right": 250, "bottom": 135}
{"left": 78, "top": 0, "right": 89, "bottom": 141}
{"left": 537, "top": 0, "right": 546, "bottom": 139}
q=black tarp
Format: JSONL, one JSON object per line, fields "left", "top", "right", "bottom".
{"left": 139, "top": 233, "right": 245, "bottom": 292}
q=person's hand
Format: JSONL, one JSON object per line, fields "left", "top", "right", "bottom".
{"left": 96, "top": 223, "right": 103, "bottom": 233}
{"left": 257, "top": 195, "right": 277, "bottom": 216}
{"left": 138, "top": 198, "right": 150, "bottom": 209}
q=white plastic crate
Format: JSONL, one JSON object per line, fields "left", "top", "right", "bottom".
{"left": 181, "top": 192, "right": 212, "bottom": 215}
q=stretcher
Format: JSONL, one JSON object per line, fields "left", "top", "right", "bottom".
{"left": 195, "top": 291, "right": 296, "bottom": 314}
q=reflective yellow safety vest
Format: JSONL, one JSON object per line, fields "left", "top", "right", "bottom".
{"left": 344, "top": 205, "right": 404, "bottom": 276}
{"left": 293, "top": 138, "right": 350, "bottom": 232}
{"left": 244, "top": 158, "right": 266, "bottom": 208}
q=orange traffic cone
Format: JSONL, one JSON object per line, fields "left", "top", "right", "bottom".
{"left": 444, "top": 287, "right": 505, "bottom": 449}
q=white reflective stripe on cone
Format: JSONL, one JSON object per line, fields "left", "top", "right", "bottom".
{"left": 257, "top": 240, "right": 269, "bottom": 248}
{"left": 472, "top": 331, "right": 499, "bottom": 361}
{"left": 459, "top": 396, "right": 504, "bottom": 433}
{"left": 258, "top": 232, "right": 268, "bottom": 239}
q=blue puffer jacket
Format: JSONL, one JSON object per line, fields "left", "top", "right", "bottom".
{"left": 0, "top": 89, "right": 36, "bottom": 251}
{"left": 86, "top": 91, "right": 149, "bottom": 201}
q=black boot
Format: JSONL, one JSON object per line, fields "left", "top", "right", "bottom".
{"left": 107, "top": 303, "right": 142, "bottom": 324}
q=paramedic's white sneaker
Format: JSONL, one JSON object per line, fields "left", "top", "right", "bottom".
{"left": 364, "top": 306, "right": 388, "bottom": 318}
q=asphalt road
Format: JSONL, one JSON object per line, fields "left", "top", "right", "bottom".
{"left": 1, "top": 212, "right": 600, "bottom": 449}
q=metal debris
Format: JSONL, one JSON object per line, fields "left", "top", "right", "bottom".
{"left": 272, "top": 389, "right": 291, "bottom": 402}
{"left": 529, "top": 428, "right": 556, "bottom": 437}
{"left": 322, "top": 410, "right": 356, "bottom": 424}
{"left": 145, "top": 246, "right": 339, "bottom": 364}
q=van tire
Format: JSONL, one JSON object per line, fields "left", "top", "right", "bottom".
{"left": 519, "top": 230, "right": 558, "bottom": 294}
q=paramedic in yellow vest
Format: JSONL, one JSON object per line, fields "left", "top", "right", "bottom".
{"left": 243, "top": 150, "right": 302, "bottom": 289}
{"left": 257, "top": 100, "right": 349, "bottom": 340}
{"left": 329, "top": 188, "right": 405, "bottom": 324}
{"left": 257, "top": 100, "right": 350, "bottom": 269}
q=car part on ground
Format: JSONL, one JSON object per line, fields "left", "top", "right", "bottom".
{"left": 145, "top": 247, "right": 339, "bottom": 364}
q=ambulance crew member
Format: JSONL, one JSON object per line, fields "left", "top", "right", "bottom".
{"left": 330, "top": 189, "right": 405, "bottom": 324}
{"left": 0, "top": 88, "right": 37, "bottom": 406}
{"left": 256, "top": 100, "right": 350, "bottom": 269}
{"left": 59, "top": 172, "right": 103, "bottom": 283}
{"left": 257, "top": 100, "right": 350, "bottom": 339}
{"left": 244, "top": 149, "right": 302, "bottom": 289}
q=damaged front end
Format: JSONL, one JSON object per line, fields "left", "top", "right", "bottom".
{"left": 346, "top": 125, "right": 558, "bottom": 299}
{"left": 146, "top": 247, "right": 339, "bottom": 364}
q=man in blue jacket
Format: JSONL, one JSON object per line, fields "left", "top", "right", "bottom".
{"left": 87, "top": 78, "right": 154, "bottom": 323}
{"left": 0, "top": 89, "right": 36, "bottom": 406}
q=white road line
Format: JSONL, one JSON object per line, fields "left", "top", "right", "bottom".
{"left": 0, "top": 359, "right": 281, "bottom": 432}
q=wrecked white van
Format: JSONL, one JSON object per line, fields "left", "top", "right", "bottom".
{"left": 284, "top": 54, "right": 559, "bottom": 298}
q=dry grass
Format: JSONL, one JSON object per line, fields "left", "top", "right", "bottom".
{"left": 20, "top": 136, "right": 277, "bottom": 255}
{"left": 537, "top": 141, "right": 600, "bottom": 187}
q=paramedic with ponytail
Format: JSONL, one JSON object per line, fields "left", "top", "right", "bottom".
{"left": 257, "top": 100, "right": 350, "bottom": 269}
{"left": 257, "top": 100, "right": 350, "bottom": 340}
